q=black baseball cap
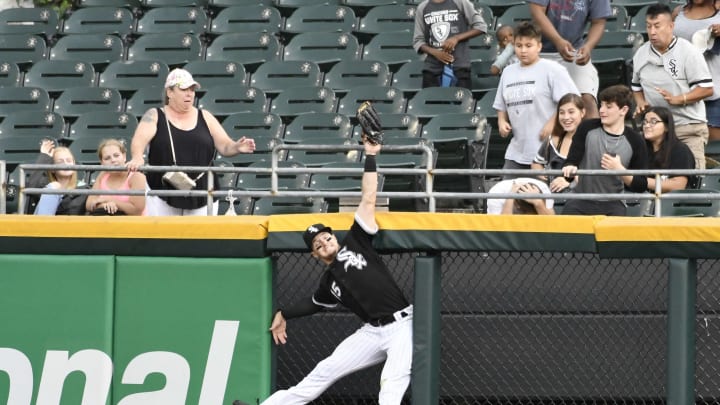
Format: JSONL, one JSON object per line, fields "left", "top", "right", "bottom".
{"left": 303, "top": 223, "right": 333, "bottom": 250}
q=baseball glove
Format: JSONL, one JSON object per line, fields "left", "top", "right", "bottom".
{"left": 356, "top": 101, "right": 384, "bottom": 145}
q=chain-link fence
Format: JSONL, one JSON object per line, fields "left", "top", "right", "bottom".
{"left": 273, "top": 251, "right": 720, "bottom": 405}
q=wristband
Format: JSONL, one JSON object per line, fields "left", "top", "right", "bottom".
{"left": 564, "top": 176, "right": 575, "bottom": 183}
{"left": 364, "top": 154, "right": 377, "bottom": 173}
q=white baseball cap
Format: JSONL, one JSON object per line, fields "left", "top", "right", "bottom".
{"left": 164, "top": 68, "right": 201, "bottom": 89}
{"left": 691, "top": 27, "right": 715, "bottom": 53}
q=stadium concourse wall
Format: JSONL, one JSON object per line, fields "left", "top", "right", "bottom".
{"left": 0, "top": 215, "right": 719, "bottom": 405}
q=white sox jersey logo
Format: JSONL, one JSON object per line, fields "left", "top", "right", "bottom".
{"left": 336, "top": 246, "right": 367, "bottom": 272}
{"left": 431, "top": 21, "right": 450, "bottom": 43}
{"left": 330, "top": 281, "right": 341, "bottom": 300}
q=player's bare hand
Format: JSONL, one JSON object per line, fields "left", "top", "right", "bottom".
{"left": 269, "top": 311, "right": 288, "bottom": 345}
{"left": 235, "top": 136, "right": 256, "bottom": 154}
{"left": 126, "top": 157, "right": 144, "bottom": 173}
{"left": 498, "top": 121, "right": 512, "bottom": 138}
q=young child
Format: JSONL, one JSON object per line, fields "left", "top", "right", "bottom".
{"left": 490, "top": 25, "right": 517, "bottom": 75}
{"left": 413, "top": 0, "right": 487, "bottom": 89}
{"left": 493, "top": 21, "right": 580, "bottom": 180}
{"left": 561, "top": 84, "right": 649, "bottom": 216}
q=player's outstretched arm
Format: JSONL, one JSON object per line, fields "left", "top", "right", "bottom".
{"left": 269, "top": 311, "right": 287, "bottom": 345}
{"left": 356, "top": 137, "right": 381, "bottom": 228}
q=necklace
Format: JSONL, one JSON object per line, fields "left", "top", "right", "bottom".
{"left": 602, "top": 128, "right": 624, "bottom": 156}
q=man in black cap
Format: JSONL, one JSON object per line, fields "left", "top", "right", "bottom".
{"left": 255, "top": 137, "right": 413, "bottom": 405}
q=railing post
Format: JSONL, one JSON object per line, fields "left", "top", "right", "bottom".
{"left": 666, "top": 258, "right": 696, "bottom": 405}
{"left": 412, "top": 254, "right": 441, "bottom": 405}
{"left": 0, "top": 160, "right": 6, "bottom": 214}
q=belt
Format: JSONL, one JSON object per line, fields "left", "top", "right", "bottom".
{"left": 368, "top": 307, "right": 412, "bottom": 327}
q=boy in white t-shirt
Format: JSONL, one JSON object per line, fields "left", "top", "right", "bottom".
{"left": 493, "top": 22, "right": 580, "bottom": 180}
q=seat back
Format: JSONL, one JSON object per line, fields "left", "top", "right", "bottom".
{"left": 421, "top": 113, "right": 489, "bottom": 173}
{"left": 283, "top": 32, "right": 360, "bottom": 65}
{"left": 283, "top": 5, "right": 356, "bottom": 34}
{"left": 0, "top": 7, "right": 59, "bottom": 38}
{"left": 406, "top": 87, "right": 475, "bottom": 118}
{"left": 135, "top": 7, "right": 208, "bottom": 35}
{"left": 99, "top": 60, "right": 169, "bottom": 93}
{"left": 275, "top": 0, "right": 341, "bottom": 14}
{"left": 68, "top": 111, "right": 138, "bottom": 141}
{"left": 49, "top": 34, "right": 124, "bottom": 68}
{"left": 218, "top": 134, "right": 283, "bottom": 166}
{"left": 285, "top": 136, "right": 359, "bottom": 166}
{"left": 470, "top": 60, "right": 500, "bottom": 97}
{"left": 76, "top": 0, "right": 143, "bottom": 8}
{"left": 125, "top": 86, "right": 164, "bottom": 117}
{"left": 628, "top": 5, "right": 652, "bottom": 31}
{"left": 0, "top": 61, "right": 22, "bottom": 87}
{"left": 127, "top": 33, "right": 202, "bottom": 66}
{"left": 269, "top": 86, "right": 336, "bottom": 118}
{"left": 53, "top": 87, "right": 123, "bottom": 119}
{"left": 362, "top": 31, "right": 419, "bottom": 68}
{"left": 468, "top": 32, "right": 498, "bottom": 63}
{"left": 495, "top": 4, "right": 532, "bottom": 29}
{"left": 205, "top": 32, "right": 281, "bottom": 72}
{"left": 24, "top": 60, "right": 96, "bottom": 92}
{"left": 323, "top": 60, "right": 391, "bottom": 94}
{"left": 143, "top": 0, "right": 209, "bottom": 8}
{"left": 391, "top": 60, "right": 423, "bottom": 97}
{"left": 237, "top": 160, "right": 311, "bottom": 190}
{"left": 357, "top": 5, "right": 415, "bottom": 36}
{"left": 603, "top": 5, "right": 629, "bottom": 31}
{"left": 352, "top": 112, "right": 420, "bottom": 139}
{"left": 701, "top": 172, "right": 720, "bottom": 191}
{"left": 250, "top": 60, "right": 322, "bottom": 94}
{"left": 0, "top": 111, "right": 65, "bottom": 140}
{"left": 0, "top": 87, "right": 52, "bottom": 116}
{"left": 61, "top": 6, "right": 135, "bottom": 36}
{"left": 183, "top": 61, "right": 247, "bottom": 92}
{"left": 284, "top": 112, "right": 352, "bottom": 143}
{"left": 252, "top": 196, "right": 327, "bottom": 215}
{"left": 222, "top": 112, "right": 284, "bottom": 139}
{"left": 69, "top": 136, "right": 105, "bottom": 164}
{"left": 337, "top": 85, "right": 406, "bottom": 115}
{"left": 592, "top": 30, "right": 644, "bottom": 89}
{"left": 0, "top": 136, "right": 48, "bottom": 170}
{"left": 210, "top": 6, "right": 283, "bottom": 35}
{"left": 658, "top": 189, "right": 720, "bottom": 217}
{"left": 198, "top": 85, "right": 269, "bottom": 117}
{"left": 0, "top": 34, "right": 48, "bottom": 67}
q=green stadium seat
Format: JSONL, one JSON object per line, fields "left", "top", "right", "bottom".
{"left": 470, "top": 61, "right": 500, "bottom": 98}
{"left": 99, "top": 60, "right": 169, "bottom": 95}
{"left": 24, "top": 60, "right": 96, "bottom": 93}
{"left": 237, "top": 160, "right": 311, "bottom": 190}
{"left": 283, "top": 32, "right": 361, "bottom": 66}
{"left": 143, "top": 0, "right": 209, "bottom": 8}
{"left": 0, "top": 136, "right": 47, "bottom": 172}
{"left": 701, "top": 172, "right": 720, "bottom": 191}
{"left": 286, "top": 136, "right": 359, "bottom": 166}
{"left": 0, "top": 7, "right": 59, "bottom": 39}
{"left": 283, "top": 5, "right": 356, "bottom": 34}
{"left": 0, "top": 111, "right": 65, "bottom": 140}
{"left": 183, "top": 61, "right": 246, "bottom": 95}
{"left": 269, "top": 86, "right": 336, "bottom": 119}
{"left": 625, "top": 198, "right": 653, "bottom": 217}
{"left": 250, "top": 60, "right": 322, "bottom": 95}
{"left": 222, "top": 112, "right": 284, "bottom": 140}
{"left": 0, "top": 61, "right": 22, "bottom": 87}
{"left": 308, "top": 161, "right": 368, "bottom": 212}
{"left": 323, "top": 60, "right": 391, "bottom": 95}
{"left": 602, "top": 5, "right": 629, "bottom": 31}
{"left": 69, "top": 136, "right": 105, "bottom": 164}
{"left": 494, "top": 4, "right": 532, "bottom": 30}
{"left": 209, "top": 5, "right": 283, "bottom": 35}
{"left": 406, "top": 87, "right": 474, "bottom": 119}
{"left": 135, "top": 7, "right": 208, "bottom": 35}
{"left": 592, "top": 30, "right": 644, "bottom": 89}
{"left": 475, "top": 3, "right": 495, "bottom": 31}
{"left": 352, "top": 112, "right": 420, "bottom": 139}
{"left": 614, "top": 0, "right": 657, "bottom": 19}
{"left": 284, "top": 112, "right": 352, "bottom": 143}
{"left": 76, "top": 0, "right": 142, "bottom": 9}
{"left": 336, "top": 85, "right": 406, "bottom": 115}
{"left": 0, "top": 87, "right": 52, "bottom": 116}
{"left": 470, "top": 0, "right": 524, "bottom": 18}
{"left": 355, "top": 5, "right": 415, "bottom": 40}
{"left": 252, "top": 196, "right": 328, "bottom": 215}
{"left": 205, "top": 33, "right": 281, "bottom": 72}
{"left": 212, "top": 157, "right": 238, "bottom": 191}
{"left": 209, "top": 0, "right": 273, "bottom": 9}
{"left": 468, "top": 32, "right": 498, "bottom": 63}
{"left": 49, "top": 34, "right": 124, "bottom": 69}
{"left": 391, "top": 60, "right": 423, "bottom": 97}
{"left": 125, "top": 86, "right": 164, "bottom": 117}
{"left": 0, "top": 34, "right": 48, "bottom": 68}
{"left": 68, "top": 111, "right": 137, "bottom": 141}
{"left": 362, "top": 31, "right": 420, "bottom": 68}
{"left": 274, "top": 0, "right": 341, "bottom": 17}
{"left": 217, "top": 134, "right": 283, "bottom": 166}
{"left": 658, "top": 189, "right": 720, "bottom": 217}
{"left": 198, "top": 85, "right": 269, "bottom": 118}
{"left": 53, "top": 87, "right": 123, "bottom": 119}
{"left": 345, "top": 0, "right": 400, "bottom": 13}
{"left": 127, "top": 33, "right": 202, "bottom": 66}
{"left": 61, "top": 7, "right": 135, "bottom": 36}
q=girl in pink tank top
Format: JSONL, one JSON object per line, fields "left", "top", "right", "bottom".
{"left": 86, "top": 139, "right": 148, "bottom": 215}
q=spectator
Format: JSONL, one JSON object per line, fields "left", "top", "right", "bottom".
{"left": 490, "top": 25, "right": 517, "bottom": 75}
{"left": 672, "top": 0, "right": 720, "bottom": 142}
{"left": 29, "top": 140, "right": 87, "bottom": 215}
{"left": 640, "top": 107, "right": 697, "bottom": 191}
{"left": 528, "top": 0, "right": 612, "bottom": 119}
{"left": 413, "top": 0, "right": 487, "bottom": 90}
{"left": 531, "top": 93, "right": 586, "bottom": 192}
{"left": 86, "top": 139, "right": 147, "bottom": 215}
{"left": 493, "top": 22, "right": 580, "bottom": 180}
{"left": 632, "top": 3, "right": 714, "bottom": 170}
{"left": 486, "top": 177, "right": 555, "bottom": 214}
{"left": 561, "top": 85, "right": 649, "bottom": 216}
{"left": 126, "top": 68, "right": 256, "bottom": 216}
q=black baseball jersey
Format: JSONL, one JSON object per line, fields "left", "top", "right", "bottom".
{"left": 312, "top": 217, "right": 409, "bottom": 323}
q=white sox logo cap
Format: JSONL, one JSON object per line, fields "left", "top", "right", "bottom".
{"left": 303, "top": 223, "right": 333, "bottom": 250}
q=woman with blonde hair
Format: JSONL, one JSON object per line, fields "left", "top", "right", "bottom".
{"left": 30, "top": 139, "right": 86, "bottom": 215}
{"left": 86, "top": 138, "right": 147, "bottom": 215}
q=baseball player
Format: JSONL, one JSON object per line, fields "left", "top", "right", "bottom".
{"left": 235, "top": 103, "right": 413, "bottom": 405}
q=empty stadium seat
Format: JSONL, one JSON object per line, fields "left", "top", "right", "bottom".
{"left": 209, "top": 5, "right": 283, "bottom": 35}
{"left": 0, "top": 61, "right": 22, "bottom": 87}
{"left": 475, "top": 3, "right": 495, "bottom": 31}
{"left": 472, "top": 0, "right": 525, "bottom": 18}
{"left": 274, "top": 0, "right": 341, "bottom": 16}
{"left": 356, "top": 5, "right": 415, "bottom": 39}
{"left": 75, "top": 0, "right": 142, "bottom": 8}
{"left": 284, "top": 112, "right": 352, "bottom": 143}
{"left": 614, "top": 0, "right": 657, "bottom": 19}
{"left": 270, "top": 86, "right": 337, "bottom": 119}
{"left": 24, "top": 60, "right": 96, "bottom": 93}
{"left": 627, "top": 4, "right": 651, "bottom": 31}
{"left": 0, "top": 111, "right": 65, "bottom": 140}
{"left": 143, "top": 0, "right": 209, "bottom": 8}
{"left": 183, "top": 61, "right": 246, "bottom": 93}
{"left": 468, "top": 32, "right": 499, "bottom": 63}
{"left": 68, "top": 111, "right": 138, "bottom": 141}
{"left": 252, "top": 196, "right": 327, "bottom": 215}
{"left": 198, "top": 85, "right": 269, "bottom": 117}
{"left": 0, "top": 7, "right": 59, "bottom": 39}
{"left": 125, "top": 86, "right": 164, "bottom": 117}
{"left": 69, "top": 136, "right": 105, "bottom": 164}
{"left": 127, "top": 33, "right": 202, "bottom": 66}
{"left": 336, "top": 85, "right": 406, "bottom": 115}
{"left": 362, "top": 31, "right": 420, "bottom": 68}
{"left": 701, "top": 172, "right": 720, "bottom": 191}
{"left": 218, "top": 134, "right": 283, "bottom": 166}
{"left": 209, "top": 0, "right": 273, "bottom": 8}
{"left": 283, "top": 5, "right": 356, "bottom": 35}
{"left": 494, "top": 4, "right": 532, "bottom": 29}
{"left": 323, "top": 60, "right": 391, "bottom": 94}
{"left": 470, "top": 61, "right": 500, "bottom": 98}
{"left": 658, "top": 189, "right": 720, "bottom": 217}
{"left": 406, "top": 87, "right": 474, "bottom": 119}
{"left": 49, "top": 34, "right": 124, "bottom": 68}
{"left": 0, "top": 87, "right": 52, "bottom": 116}
{"left": 135, "top": 7, "right": 208, "bottom": 35}
{"left": 592, "top": 30, "right": 644, "bottom": 89}
{"left": 285, "top": 136, "right": 359, "bottom": 166}
{"left": 250, "top": 60, "right": 322, "bottom": 95}
{"left": 222, "top": 112, "right": 284, "bottom": 139}
{"left": 603, "top": 5, "right": 629, "bottom": 31}
{"left": 284, "top": 32, "right": 361, "bottom": 66}
{"left": 0, "top": 34, "right": 48, "bottom": 68}
{"left": 391, "top": 60, "right": 423, "bottom": 96}
{"left": 99, "top": 60, "right": 169, "bottom": 94}
{"left": 61, "top": 6, "right": 135, "bottom": 36}
{"left": 352, "top": 112, "right": 420, "bottom": 139}
{"left": 0, "top": 136, "right": 48, "bottom": 171}
{"left": 53, "top": 87, "right": 123, "bottom": 119}
{"left": 236, "top": 160, "right": 311, "bottom": 190}
{"left": 205, "top": 33, "right": 281, "bottom": 72}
